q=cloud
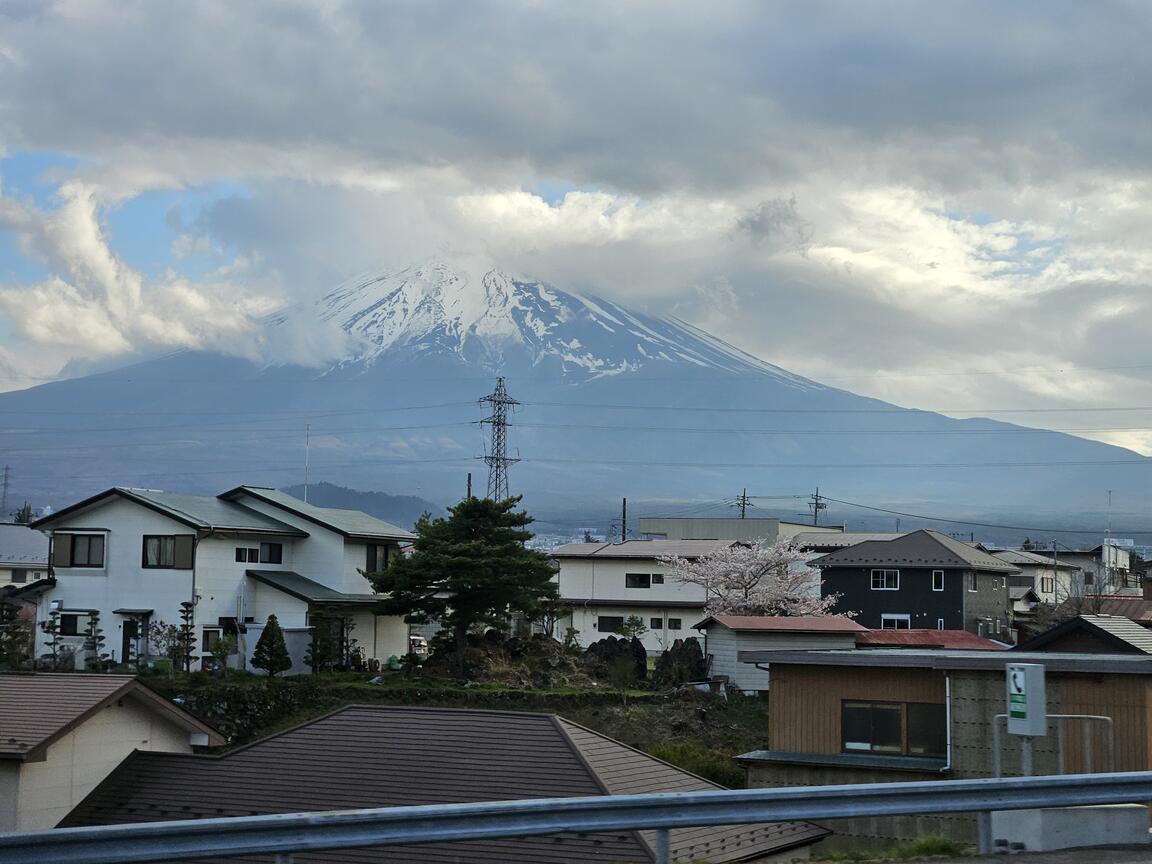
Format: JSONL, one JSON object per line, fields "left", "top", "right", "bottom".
{"left": 2, "top": 1, "right": 1152, "bottom": 452}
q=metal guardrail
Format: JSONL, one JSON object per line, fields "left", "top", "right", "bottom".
{"left": 1, "top": 771, "right": 1150, "bottom": 864}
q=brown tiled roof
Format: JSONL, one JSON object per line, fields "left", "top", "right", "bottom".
{"left": 811, "top": 530, "right": 1020, "bottom": 573}
{"left": 63, "top": 705, "right": 827, "bottom": 864}
{"left": 856, "top": 630, "right": 1008, "bottom": 650}
{"left": 694, "top": 615, "right": 867, "bottom": 633}
{"left": 0, "top": 673, "right": 223, "bottom": 761}
{"left": 1093, "top": 595, "right": 1152, "bottom": 623}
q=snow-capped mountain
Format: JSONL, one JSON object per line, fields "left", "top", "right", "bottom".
{"left": 272, "top": 259, "right": 819, "bottom": 387}
{"left": 0, "top": 258, "right": 1147, "bottom": 531}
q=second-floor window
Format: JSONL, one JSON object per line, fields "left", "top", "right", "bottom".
{"left": 142, "top": 535, "right": 194, "bottom": 569}
{"left": 1040, "top": 576, "right": 1054, "bottom": 594}
{"left": 932, "top": 570, "right": 944, "bottom": 591}
{"left": 968, "top": 572, "right": 978, "bottom": 592}
{"left": 871, "top": 569, "right": 899, "bottom": 590}
{"left": 52, "top": 533, "right": 105, "bottom": 568}
{"left": 625, "top": 573, "right": 651, "bottom": 588}
{"left": 259, "top": 542, "right": 283, "bottom": 564}
{"left": 366, "top": 543, "right": 390, "bottom": 572}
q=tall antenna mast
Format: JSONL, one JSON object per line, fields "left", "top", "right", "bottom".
{"left": 480, "top": 377, "right": 520, "bottom": 500}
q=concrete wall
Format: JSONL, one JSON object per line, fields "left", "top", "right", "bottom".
{"left": 8, "top": 694, "right": 193, "bottom": 832}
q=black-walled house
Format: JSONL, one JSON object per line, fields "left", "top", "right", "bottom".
{"left": 814, "top": 530, "right": 1018, "bottom": 638}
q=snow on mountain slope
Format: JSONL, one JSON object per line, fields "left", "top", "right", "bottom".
{"left": 272, "top": 259, "right": 822, "bottom": 388}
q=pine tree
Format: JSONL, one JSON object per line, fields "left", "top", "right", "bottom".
{"left": 252, "top": 614, "right": 292, "bottom": 676}
{"left": 370, "top": 496, "right": 559, "bottom": 676}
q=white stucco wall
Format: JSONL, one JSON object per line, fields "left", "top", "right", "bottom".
{"left": 10, "top": 694, "right": 194, "bottom": 832}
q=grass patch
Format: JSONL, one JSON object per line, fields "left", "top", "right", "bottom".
{"left": 646, "top": 742, "right": 746, "bottom": 788}
{"left": 819, "top": 836, "right": 967, "bottom": 861}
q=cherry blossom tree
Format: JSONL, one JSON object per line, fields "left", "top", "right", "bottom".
{"left": 658, "top": 539, "right": 852, "bottom": 617}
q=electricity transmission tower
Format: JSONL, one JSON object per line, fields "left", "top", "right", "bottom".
{"left": 479, "top": 378, "right": 519, "bottom": 501}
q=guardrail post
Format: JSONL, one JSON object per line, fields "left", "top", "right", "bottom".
{"left": 655, "top": 827, "right": 670, "bottom": 864}
{"left": 976, "top": 811, "right": 992, "bottom": 855}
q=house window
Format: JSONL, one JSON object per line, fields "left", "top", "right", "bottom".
{"left": 871, "top": 569, "right": 899, "bottom": 590}
{"left": 667, "top": 618, "right": 682, "bottom": 631}
{"left": 625, "top": 573, "right": 651, "bottom": 589}
{"left": 259, "top": 542, "right": 283, "bottom": 564}
{"left": 937, "top": 618, "right": 945, "bottom": 630}
{"left": 52, "top": 533, "right": 105, "bottom": 568}
{"left": 202, "top": 628, "right": 223, "bottom": 653}
{"left": 968, "top": 572, "right": 978, "bottom": 592}
{"left": 366, "top": 544, "right": 391, "bottom": 572}
{"left": 10, "top": 568, "right": 27, "bottom": 583}
{"left": 597, "top": 616, "right": 625, "bottom": 633}
{"left": 650, "top": 617, "right": 663, "bottom": 629}
{"left": 842, "top": 701, "right": 945, "bottom": 757}
{"left": 235, "top": 547, "right": 260, "bottom": 563}
{"left": 880, "top": 613, "right": 910, "bottom": 629}
{"left": 651, "top": 574, "right": 664, "bottom": 584}
{"left": 59, "top": 613, "right": 80, "bottom": 636}
{"left": 1040, "top": 576, "right": 1054, "bottom": 594}
{"left": 932, "top": 570, "right": 944, "bottom": 591}
{"left": 142, "top": 535, "right": 194, "bottom": 569}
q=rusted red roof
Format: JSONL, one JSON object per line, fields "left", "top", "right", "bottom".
{"left": 0, "top": 673, "right": 223, "bottom": 760}
{"left": 696, "top": 615, "right": 867, "bottom": 632}
{"left": 857, "top": 630, "right": 1007, "bottom": 650}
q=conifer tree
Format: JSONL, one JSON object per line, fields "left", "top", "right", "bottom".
{"left": 370, "top": 496, "right": 558, "bottom": 676}
{"left": 252, "top": 614, "right": 292, "bottom": 676}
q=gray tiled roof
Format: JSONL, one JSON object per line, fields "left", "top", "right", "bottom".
{"left": 792, "top": 531, "right": 906, "bottom": 550}
{"left": 224, "top": 487, "right": 416, "bottom": 540}
{"left": 62, "top": 706, "right": 827, "bottom": 863}
{"left": 1068, "top": 615, "right": 1152, "bottom": 654}
{"left": 551, "top": 539, "right": 737, "bottom": 559}
{"left": 993, "top": 549, "right": 1080, "bottom": 570}
{"left": 0, "top": 523, "right": 48, "bottom": 566}
{"left": 811, "top": 530, "right": 1020, "bottom": 572}
{"left": 122, "top": 489, "right": 308, "bottom": 535}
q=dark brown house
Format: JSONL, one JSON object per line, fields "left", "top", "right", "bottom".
{"left": 62, "top": 705, "right": 828, "bottom": 863}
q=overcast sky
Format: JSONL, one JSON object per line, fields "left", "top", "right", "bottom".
{"left": 2, "top": 1, "right": 1152, "bottom": 452}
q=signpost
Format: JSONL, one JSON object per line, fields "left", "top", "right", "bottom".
{"left": 1006, "top": 663, "right": 1046, "bottom": 776}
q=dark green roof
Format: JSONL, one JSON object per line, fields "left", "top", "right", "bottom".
{"left": 221, "top": 487, "right": 415, "bottom": 540}
{"left": 247, "top": 570, "right": 382, "bottom": 605}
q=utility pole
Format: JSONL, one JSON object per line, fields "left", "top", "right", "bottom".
{"left": 621, "top": 498, "right": 628, "bottom": 542}
{"left": 808, "top": 487, "right": 827, "bottom": 526}
{"left": 466, "top": 472, "right": 472, "bottom": 499}
{"left": 732, "top": 488, "right": 751, "bottom": 519}
{"left": 303, "top": 425, "right": 310, "bottom": 503}
{"left": 0, "top": 465, "right": 8, "bottom": 520}
{"left": 480, "top": 377, "right": 520, "bottom": 501}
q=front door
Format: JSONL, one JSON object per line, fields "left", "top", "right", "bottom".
{"left": 122, "top": 619, "right": 139, "bottom": 665}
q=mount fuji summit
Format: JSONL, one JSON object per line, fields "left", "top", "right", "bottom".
{"left": 0, "top": 259, "right": 1147, "bottom": 527}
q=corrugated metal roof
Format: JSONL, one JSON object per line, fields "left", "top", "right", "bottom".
{"left": 0, "top": 674, "right": 222, "bottom": 760}
{"left": 247, "top": 570, "right": 381, "bottom": 605}
{"left": 63, "top": 706, "right": 826, "bottom": 863}
{"left": 224, "top": 487, "right": 416, "bottom": 540}
{"left": 0, "top": 523, "right": 48, "bottom": 566}
{"left": 792, "top": 532, "right": 906, "bottom": 550}
{"left": 736, "top": 647, "right": 1152, "bottom": 673}
{"left": 1093, "top": 596, "right": 1152, "bottom": 623}
{"left": 694, "top": 615, "right": 867, "bottom": 633}
{"left": 1020, "top": 614, "right": 1152, "bottom": 655}
{"left": 856, "top": 630, "right": 1007, "bottom": 650}
{"left": 1079, "top": 615, "right": 1152, "bottom": 653}
{"left": 551, "top": 539, "right": 737, "bottom": 559}
{"left": 992, "top": 549, "right": 1080, "bottom": 570}
{"left": 811, "top": 530, "right": 1020, "bottom": 572}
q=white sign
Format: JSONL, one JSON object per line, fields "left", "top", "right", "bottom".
{"left": 1006, "top": 663, "right": 1047, "bottom": 737}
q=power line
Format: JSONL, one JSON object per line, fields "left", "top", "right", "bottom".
{"left": 524, "top": 400, "right": 1152, "bottom": 415}
{"left": 820, "top": 495, "right": 1152, "bottom": 536}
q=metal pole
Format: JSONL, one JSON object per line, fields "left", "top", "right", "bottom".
{"left": 1020, "top": 737, "right": 1033, "bottom": 777}
{"left": 976, "top": 812, "right": 992, "bottom": 856}
{"left": 655, "top": 828, "right": 670, "bottom": 864}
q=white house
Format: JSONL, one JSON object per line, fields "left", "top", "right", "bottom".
{"left": 0, "top": 673, "right": 223, "bottom": 832}
{"left": 29, "top": 485, "right": 415, "bottom": 673}
{"left": 992, "top": 548, "right": 1082, "bottom": 606}
{"left": 693, "top": 615, "right": 866, "bottom": 693}
{"left": 550, "top": 539, "right": 738, "bottom": 654}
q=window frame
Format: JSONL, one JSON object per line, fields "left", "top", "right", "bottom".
{"left": 142, "top": 535, "right": 176, "bottom": 569}
{"left": 870, "top": 569, "right": 900, "bottom": 591}
{"left": 651, "top": 574, "right": 665, "bottom": 585}
{"left": 202, "top": 627, "right": 224, "bottom": 653}
{"left": 596, "top": 616, "right": 625, "bottom": 633}
{"left": 259, "top": 542, "right": 283, "bottom": 565}
{"left": 1040, "top": 576, "right": 1054, "bottom": 594}
{"left": 649, "top": 617, "right": 663, "bottom": 630}
{"left": 937, "top": 618, "right": 945, "bottom": 630}
{"left": 625, "top": 572, "right": 652, "bottom": 589}
{"left": 931, "top": 570, "right": 945, "bottom": 592}
{"left": 842, "top": 700, "right": 946, "bottom": 757}
{"left": 667, "top": 617, "right": 682, "bottom": 631}
{"left": 968, "top": 572, "right": 978, "bottom": 592}
{"left": 10, "top": 568, "right": 27, "bottom": 584}
{"left": 58, "top": 613, "right": 81, "bottom": 636}
{"left": 880, "top": 613, "right": 911, "bottom": 630}
{"left": 53, "top": 533, "right": 106, "bottom": 569}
